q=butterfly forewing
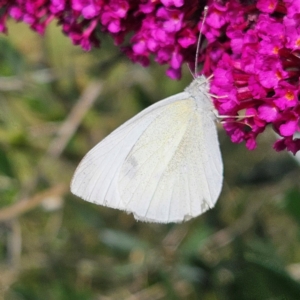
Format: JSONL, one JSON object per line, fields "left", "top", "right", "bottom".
{"left": 119, "top": 98, "right": 194, "bottom": 222}
{"left": 71, "top": 92, "right": 190, "bottom": 209}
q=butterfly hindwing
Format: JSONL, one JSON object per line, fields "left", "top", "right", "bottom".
{"left": 119, "top": 97, "right": 223, "bottom": 223}
{"left": 71, "top": 92, "right": 190, "bottom": 209}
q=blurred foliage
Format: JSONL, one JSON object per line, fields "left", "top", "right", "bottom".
{"left": 1, "top": 20, "right": 300, "bottom": 300}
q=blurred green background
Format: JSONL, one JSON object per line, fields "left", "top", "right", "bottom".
{"left": 1, "top": 20, "right": 300, "bottom": 300}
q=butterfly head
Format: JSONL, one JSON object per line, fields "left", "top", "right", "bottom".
{"left": 185, "top": 75, "right": 215, "bottom": 112}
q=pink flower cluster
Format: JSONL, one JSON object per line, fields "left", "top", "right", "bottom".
{"left": 0, "top": 0, "right": 300, "bottom": 153}
{"left": 0, "top": 0, "right": 203, "bottom": 77}
{"left": 206, "top": 0, "right": 300, "bottom": 153}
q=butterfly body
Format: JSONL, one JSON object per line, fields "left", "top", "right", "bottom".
{"left": 71, "top": 75, "right": 223, "bottom": 223}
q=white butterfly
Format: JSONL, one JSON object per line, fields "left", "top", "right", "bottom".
{"left": 71, "top": 75, "right": 223, "bottom": 223}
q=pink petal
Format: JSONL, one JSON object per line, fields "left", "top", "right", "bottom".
{"left": 279, "top": 120, "right": 298, "bottom": 136}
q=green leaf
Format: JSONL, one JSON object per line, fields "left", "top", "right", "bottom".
{"left": 180, "top": 225, "right": 213, "bottom": 257}
{"left": 100, "top": 229, "right": 148, "bottom": 253}
{"left": 0, "top": 146, "right": 14, "bottom": 177}
{"left": 0, "top": 38, "right": 24, "bottom": 76}
{"left": 227, "top": 243, "right": 300, "bottom": 300}
{"left": 284, "top": 188, "right": 300, "bottom": 224}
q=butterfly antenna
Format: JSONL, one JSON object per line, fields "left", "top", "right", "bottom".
{"left": 187, "top": 63, "right": 196, "bottom": 79}
{"left": 194, "top": 6, "right": 208, "bottom": 77}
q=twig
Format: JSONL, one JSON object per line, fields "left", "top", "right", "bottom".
{"left": 162, "top": 226, "right": 188, "bottom": 254}
{"left": 0, "top": 77, "right": 24, "bottom": 91}
{"left": 46, "top": 80, "right": 103, "bottom": 158}
{"left": 7, "top": 219, "right": 22, "bottom": 267}
{"left": 124, "top": 284, "right": 165, "bottom": 300}
{"left": 123, "top": 280, "right": 191, "bottom": 300}
{"left": 200, "top": 200, "right": 264, "bottom": 252}
{"left": 0, "top": 184, "right": 67, "bottom": 222}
